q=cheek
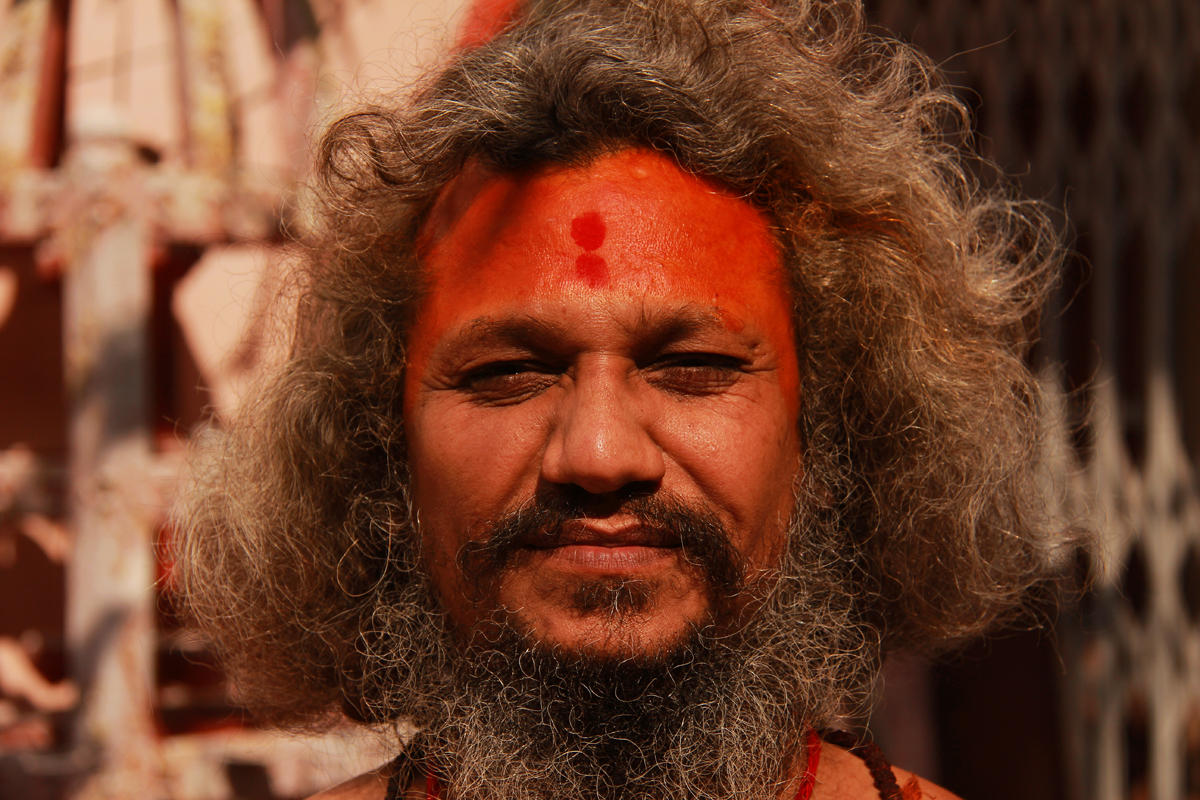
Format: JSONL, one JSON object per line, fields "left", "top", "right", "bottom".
{"left": 655, "top": 398, "right": 799, "bottom": 552}
{"left": 408, "top": 404, "right": 551, "bottom": 529}
{"left": 409, "top": 407, "right": 553, "bottom": 621}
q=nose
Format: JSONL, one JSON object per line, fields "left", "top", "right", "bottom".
{"left": 540, "top": 361, "right": 666, "bottom": 496}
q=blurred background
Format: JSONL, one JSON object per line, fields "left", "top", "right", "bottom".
{"left": 0, "top": 0, "right": 1196, "bottom": 798}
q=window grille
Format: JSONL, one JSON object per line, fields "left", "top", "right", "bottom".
{"left": 866, "top": 1, "right": 1200, "bottom": 798}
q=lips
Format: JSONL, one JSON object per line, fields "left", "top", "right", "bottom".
{"left": 513, "top": 521, "right": 684, "bottom": 574}
{"left": 519, "top": 519, "right": 682, "bottom": 550}
{"left": 457, "top": 498, "right": 742, "bottom": 591}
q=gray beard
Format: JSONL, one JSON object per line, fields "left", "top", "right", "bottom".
{"left": 363, "top": 502, "right": 879, "bottom": 800}
{"left": 417, "top": 625, "right": 801, "bottom": 800}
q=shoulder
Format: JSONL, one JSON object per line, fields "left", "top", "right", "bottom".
{"left": 306, "top": 765, "right": 392, "bottom": 800}
{"left": 814, "top": 740, "right": 962, "bottom": 800}
{"left": 891, "top": 765, "right": 963, "bottom": 800}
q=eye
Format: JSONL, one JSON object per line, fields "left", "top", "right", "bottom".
{"left": 456, "top": 360, "right": 559, "bottom": 404}
{"left": 645, "top": 353, "right": 745, "bottom": 395}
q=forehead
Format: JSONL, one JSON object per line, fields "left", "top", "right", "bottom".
{"left": 416, "top": 148, "right": 787, "bottom": 310}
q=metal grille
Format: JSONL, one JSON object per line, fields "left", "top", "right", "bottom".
{"left": 865, "top": 1, "right": 1200, "bottom": 798}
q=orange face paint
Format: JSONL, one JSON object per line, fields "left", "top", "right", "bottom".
{"left": 404, "top": 148, "right": 803, "bottom": 654}
{"left": 408, "top": 148, "right": 799, "bottom": 415}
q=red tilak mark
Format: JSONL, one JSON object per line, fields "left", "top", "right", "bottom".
{"left": 575, "top": 252, "right": 609, "bottom": 287}
{"left": 570, "top": 212, "right": 606, "bottom": 251}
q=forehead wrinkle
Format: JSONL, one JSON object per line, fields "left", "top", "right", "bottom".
{"left": 429, "top": 304, "right": 761, "bottom": 364}
{"left": 433, "top": 315, "right": 576, "bottom": 359}
{"left": 615, "top": 302, "right": 771, "bottom": 359}
{"left": 618, "top": 303, "right": 725, "bottom": 341}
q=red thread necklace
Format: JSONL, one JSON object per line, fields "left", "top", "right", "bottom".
{"left": 795, "top": 728, "right": 822, "bottom": 800}
{"left": 424, "top": 728, "right": 822, "bottom": 800}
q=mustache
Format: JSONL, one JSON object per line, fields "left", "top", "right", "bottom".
{"left": 456, "top": 492, "right": 746, "bottom": 595}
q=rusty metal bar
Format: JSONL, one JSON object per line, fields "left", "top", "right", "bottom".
{"left": 28, "top": 0, "right": 69, "bottom": 169}
{"left": 61, "top": 112, "right": 162, "bottom": 798}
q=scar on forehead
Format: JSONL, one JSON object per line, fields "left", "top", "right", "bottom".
{"left": 570, "top": 211, "right": 609, "bottom": 288}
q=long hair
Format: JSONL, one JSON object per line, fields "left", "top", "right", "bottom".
{"left": 172, "top": 0, "right": 1067, "bottom": 727}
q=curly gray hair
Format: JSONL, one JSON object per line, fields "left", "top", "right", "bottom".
{"left": 173, "top": 0, "right": 1067, "bottom": 729}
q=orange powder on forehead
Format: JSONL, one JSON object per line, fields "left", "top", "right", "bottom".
{"left": 408, "top": 149, "right": 800, "bottom": 416}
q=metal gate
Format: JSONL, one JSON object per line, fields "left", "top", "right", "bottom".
{"left": 866, "top": 1, "right": 1200, "bottom": 798}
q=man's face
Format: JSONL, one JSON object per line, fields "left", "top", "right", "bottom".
{"left": 403, "top": 148, "right": 801, "bottom": 658}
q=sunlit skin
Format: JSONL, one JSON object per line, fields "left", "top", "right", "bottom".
{"left": 321, "top": 150, "right": 965, "bottom": 800}
{"left": 403, "top": 148, "right": 802, "bottom": 657}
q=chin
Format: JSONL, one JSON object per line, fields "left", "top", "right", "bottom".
{"left": 501, "top": 577, "right": 714, "bottom": 661}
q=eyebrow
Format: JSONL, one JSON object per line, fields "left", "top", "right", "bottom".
{"left": 434, "top": 307, "right": 737, "bottom": 362}
{"left": 441, "top": 316, "right": 575, "bottom": 357}
{"left": 623, "top": 307, "right": 734, "bottom": 359}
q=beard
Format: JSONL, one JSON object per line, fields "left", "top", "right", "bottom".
{"left": 358, "top": 491, "right": 878, "bottom": 800}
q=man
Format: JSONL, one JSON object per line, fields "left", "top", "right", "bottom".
{"left": 174, "top": 1, "right": 1068, "bottom": 798}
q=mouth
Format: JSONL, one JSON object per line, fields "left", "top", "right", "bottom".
{"left": 519, "top": 521, "right": 682, "bottom": 573}
{"left": 523, "top": 520, "right": 681, "bottom": 549}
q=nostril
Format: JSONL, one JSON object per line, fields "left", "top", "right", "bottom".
{"left": 539, "top": 481, "right": 661, "bottom": 517}
{"left": 569, "top": 471, "right": 657, "bottom": 497}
